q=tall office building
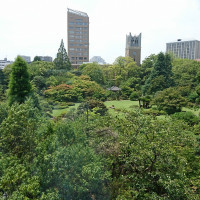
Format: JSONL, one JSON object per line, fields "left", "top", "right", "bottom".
{"left": 67, "top": 8, "right": 89, "bottom": 67}
{"left": 166, "top": 39, "right": 200, "bottom": 60}
{"left": 125, "top": 33, "right": 142, "bottom": 66}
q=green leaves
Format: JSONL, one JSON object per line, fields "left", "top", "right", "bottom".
{"left": 109, "top": 111, "right": 199, "bottom": 199}
{"left": 54, "top": 39, "right": 71, "bottom": 70}
{"left": 143, "top": 52, "right": 174, "bottom": 95}
{"left": 81, "top": 63, "right": 105, "bottom": 85}
{"left": 8, "top": 56, "right": 32, "bottom": 106}
{"left": 152, "top": 87, "right": 187, "bottom": 114}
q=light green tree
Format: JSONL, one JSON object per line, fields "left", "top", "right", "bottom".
{"left": 54, "top": 39, "right": 71, "bottom": 70}
{"left": 81, "top": 62, "right": 105, "bottom": 85}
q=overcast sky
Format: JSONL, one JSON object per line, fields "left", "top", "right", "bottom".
{"left": 0, "top": 0, "right": 200, "bottom": 64}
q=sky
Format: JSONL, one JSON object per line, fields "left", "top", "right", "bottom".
{"left": 0, "top": 0, "right": 200, "bottom": 64}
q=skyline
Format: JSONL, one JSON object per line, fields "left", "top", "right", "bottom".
{"left": 0, "top": 0, "right": 200, "bottom": 64}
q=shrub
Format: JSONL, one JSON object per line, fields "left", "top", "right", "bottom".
{"left": 78, "top": 100, "right": 108, "bottom": 116}
{"left": 130, "top": 91, "right": 141, "bottom": 101}
{"left": 172, "top": 111, "right": 199, "bottom": 126}
{"left": 152, "top": 87, "right": 187, "bottom": 114}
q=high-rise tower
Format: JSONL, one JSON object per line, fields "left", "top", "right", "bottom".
{"left": 125, "top": 33, "right": 142, "bottom": 66}
{"left": 67, "top": 8, "right": 89, "bottom": 67}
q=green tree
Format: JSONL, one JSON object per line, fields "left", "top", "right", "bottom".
{"left": 33, "top": 56, "right": 41, "bottom": 62}
{"left": 8, "top": 56, "right": 32, "bottom": 106}
{"left": 0, "top": 69, "right": 6, "bottom": 101}
{"left": 107, "top": 111, "right": 199, "bottom": 199}
{"left": 143, "top": 52, "right": 174, "bottom": 94}
{"left": 152, "top": 87, "right": 187, "bottom": 114}
{"left": 81, "top": 63, "right": 105, "bottom": 85}
{"left": 172, "top": 58, "right": 200, "bottom": 87}
{"left": 0, "top": 69, "right": 5, "bottom": 86}
{"left": 54, "top": 39, "right": 71, "bottom": 70}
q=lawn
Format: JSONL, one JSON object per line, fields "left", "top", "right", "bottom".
{"left": 104, "top": 100, "right": 139, "bottom": 116}
{"left": 104, "top": 100, "right": 139, "bottom": 109}
{"left": 52, "top": 100, "right": 138, "bottom": 117}
{"left": 52, "top": 100, "right": 200, "bottom": 118}
{"left": 182, "top": 107, "right": 200, "bottom": 116}
{"left": 52, "top": 103, "right": 80, "bottom": 117}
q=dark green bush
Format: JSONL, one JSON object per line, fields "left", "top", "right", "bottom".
{"left": 130, "top": 91, "right": 140, "bottom": 101}
{"left": 78, "top": 100, "right": 108, "bottom": 116}
{"left": 172, "top": 111, "right": 199, "bottom": 126}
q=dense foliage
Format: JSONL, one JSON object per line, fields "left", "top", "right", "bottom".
{"left": 8, "top": 56, "right": 32, "bottom": 106}
{"left": 0, "top": 51, "right": 200, "bottom": 199}
{"left": 54, "top": 39, "right": 71, "bottom": 70}
{"left": 143, "top": 52, "right": 174, "bottom": 95}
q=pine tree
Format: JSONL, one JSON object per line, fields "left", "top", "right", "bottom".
{"left": 8, "top": 56, "right": 32, "bottom": 106}
{"left": 143, "top": 52, "right": 174, "bottom": 94}
{"left": 54, "top": 39, "right": 71, "bottom": 70}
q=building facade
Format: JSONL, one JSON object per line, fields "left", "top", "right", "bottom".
{"left": 125, "top": 33, "right": 142, "bottom": 66}
{"left": 166, "top": 39, "right": 200, "bottom": 60}
{"left": 19, "top": 55, "right": 31, "bottom": 63}
{"left": 38, "top": 56, "right": 53, "bottom": 62}
{"left": 0, "top": 58, "right": 13, "bottom": 70}
{"left": 67, "top": 8, "right": 89, "bottom": 67}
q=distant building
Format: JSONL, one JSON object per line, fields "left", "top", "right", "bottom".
{"left": 0, "top": 58, "right": 13, "bottom": 69}
{"left": 166, "top": 39, "right": 200, "bottom": 60}
{"left": 125, "top": 33, "right": 142, "bottom": 66}
{"left": 38, "top": 56, "right": 53, "bottom": 62}
{"left": 107, "top": 86, "right": 121, "bottom": 92}
{"left": 19, "top": 55, "right": 31, "bottom": 63}
{"left": 89, "top": 56, "right": 106, "bottom": 64}
{"left": 67, "top": 8, "right": 89, "bottom": 68}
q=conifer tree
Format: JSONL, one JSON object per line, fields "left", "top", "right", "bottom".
{"left": 54, "top": 39, "right": 71, "bottom": 70}
{"left": 143, "top": 52, "right": 174, "bottom": 94}
{"left": 8, "top": 56, "right": 32, "bottom": 106}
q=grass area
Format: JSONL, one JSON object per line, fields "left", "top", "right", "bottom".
{"left": 52, "top": 100, "right": 200, "bottom": 119}
{"left": 104, "top": 100, "right": 139, "bottom": 117}
{"left": 182, "top": 107, "right": 200, "bottom": 116}
{"left": 52, "top": 103, "right": 80, "bottom": 117}
{"left": 104, "top": 100, "right": 139, "bottom": 109}
{"left": 52, "top": 100, "right": 138, "bottom": 117}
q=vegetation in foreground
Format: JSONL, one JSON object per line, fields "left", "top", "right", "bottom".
{"left": 0, "top": 41, "right": 200, "bottom": 199}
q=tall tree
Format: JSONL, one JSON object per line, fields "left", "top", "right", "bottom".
{"left": 143, "top": 52, "right": 174, "bottom": 94}
{"left": 0, "top": 69, "right": 6, "bottom": 100}
{"left": 81, "top": 63, "right": 105, "bottom": 85}
{"left": 54, "top": 39, "right": 71, "bottom": 70}
{"left": 8, "top": 56, "right": 32, "bottom": 106}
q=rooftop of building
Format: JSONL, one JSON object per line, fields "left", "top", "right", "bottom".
{"left": 167, "top": 38, "right": 199, "bottom": 43}
{"left": 67, "top": 8, "right": 88, "bottom": 17}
